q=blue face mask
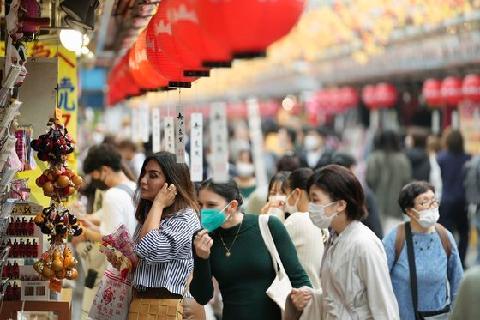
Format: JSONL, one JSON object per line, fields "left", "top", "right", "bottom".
{"left": 200, "top": 203, "right": 231, "bottom": 232}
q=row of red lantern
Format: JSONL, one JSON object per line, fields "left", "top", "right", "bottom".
{"left": 362, "top": 83, "right": 398, "bottom": 110}
{"left": 310, "top": 84, "right": 395, "bottom": 115}
{"left": 311, "top": 87, "right": 360, "bottom": 114}
{"left": 107, "top": 0, "right": 306, "bottom": 106}
{"left": 422, "top": 75, "right": 480, "bottom": 108}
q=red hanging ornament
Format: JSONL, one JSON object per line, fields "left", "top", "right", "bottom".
{"left": 422, "top": 78, "right": 442, "bottom": 108}
{"left": 196, "top": 0, "right": 305, "bottom": 59}
{"left": 462, "top": 74, "right": 480, "bottom": 103}
{"left": 441, "top": 76, "right": 463, "bottom": 107}
{"left": 168, "top": 0, "right": 231, "bottom": 68}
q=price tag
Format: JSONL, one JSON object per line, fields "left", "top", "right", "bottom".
{"left": 175, "top": 105, "right": 186, "bottom": 163}
{"left": 190, "top": 113, "right": 203, "bottom": 182}
{"left": 11, "top": 202, "right": 42, "bottom": 216}
{"left": 152, "top": 108, "right": 161, "bottom": 153}
{"left": 210, "top": 104, "right": 229, "bottom": 183}
{"left": 164, "top": 117, "right": 175, "bottom": 154}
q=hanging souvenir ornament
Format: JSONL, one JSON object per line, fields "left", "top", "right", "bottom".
{"left": 30, "top": 109, "right": 83, "bottom": 292}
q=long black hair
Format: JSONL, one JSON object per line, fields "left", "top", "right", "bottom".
{"left": 199, "top": 178, "right": 244, "bottom": 207}
{"left": 135, "top": 152, "right": 198, "bottom": 223}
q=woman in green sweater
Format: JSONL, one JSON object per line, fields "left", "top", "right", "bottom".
{"left": 190, "top": 178, "right": 312, "bottom": 320}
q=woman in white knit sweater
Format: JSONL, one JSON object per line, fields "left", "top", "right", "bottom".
{"left": 282, "top": 168, "right": 327, "bottom": 290}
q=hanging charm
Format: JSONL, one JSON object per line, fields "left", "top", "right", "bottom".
{"left": 225, "top": 251, "right": 231, "bottom": 258}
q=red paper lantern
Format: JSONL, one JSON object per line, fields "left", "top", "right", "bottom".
{"left": 227, "top": 102, "right": 247, "bottom": 119}
{"left": 259, "top": 100, "right": 280, "bottom": 117}
{"left": 362, "top": 85, "right": 377, "bottom": 109}
{"left": 422, "top": 79, "right": 442, "bottom": 107}
{"left": 338, "top": 87, "right": 358, "bottom": 111}
{"left": 374, "top": 83, "right": 397, "bottom": 108}
{"left": 315, "top": 90, "right": 330, "bottom": 111}
{"left": 329, "top": 88, "right": 342, "bottom": 113}
{"left": 462, "top": 74, "right": 480, "bottom": 103}
{"left": 168, "top": 0, "right": 231, "bottom": 68}
{"left": 441, "top": 76, "right": 463, "bottom": 106}
{"left": 151, "top": 0, "right": 208, "bottom": 78}
{"left": 115, "top": 55, "right": 141, "bottom": 99}
{"left": 129, "top": 30, "right": 169, "bottom": 90}
{"left": 196, "top": 0, "right": 305, "bottom": 59}
{"left": 146, "top": 8, "right": 196, "bottom": 88}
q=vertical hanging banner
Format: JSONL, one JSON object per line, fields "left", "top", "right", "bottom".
{"left": 57, "top": 46, "right": 78, "bottom": 170}
{"left": 190, "top": 113, "right": 203, "bottom": 182}
{"left": 175, "top": 105, "right": 186, "bottom": 163}
{"left": 140, "top": 104, "right": 150, "bottom": 143}
{"left": 164, "top": 116, "right": 175, "bottom": 154}
{"left": 210, "top": 104, "right": 229, "bottom": 183}
{"left": 131, "top": 108, "right": 141, "bottom": 142}
{"left": 452, "top": 110, "right": 460, "bottom": 129}
{"left": 16, "top": 43, "right": 78, "bottom": 207}
{"left": 432, "top": 110, "right": 441, "bottom": 135}
{"left": 152, "top": 108, "right": 161, "bottom": 153}
{"left": 247, "top": 99, "right": 268, "bottom": 188}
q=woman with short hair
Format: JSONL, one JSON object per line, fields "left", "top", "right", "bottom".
{"left": 303, "top": 165, "right": 399, "bottom": 319}
{"left": 383, "top": 181, "right": 463, "bottom": 320}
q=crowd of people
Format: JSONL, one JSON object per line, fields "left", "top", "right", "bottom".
{"left": 72, "top": 124, "right": 480, "bottom": 320}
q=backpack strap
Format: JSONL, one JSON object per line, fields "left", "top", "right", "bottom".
{"left": 394, "top": 222, "right": 452, "bottom": 265}
{"left": 394, "top": 223, "right": 405, "bottom": 265}
{"left": 435, "top": 223, "right": 452, "bottom": 258}
{"left": 113, "top": 184, "right": 135, "bottom": 199}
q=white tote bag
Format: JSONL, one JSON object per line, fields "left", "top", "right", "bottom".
{"left": 258, "top": 215, "right": 292, "bottom": 313}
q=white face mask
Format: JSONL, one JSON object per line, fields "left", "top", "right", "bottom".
{"left": 236, "top": 162, "right": 255, "bottom": 178}
{"left": 284, "top": 192, "right": 299, "bottom": 214}
{"left": 413, "top": 207, "right": 440, "bottom": 228}
{"left": 309, "top": 201, "right": 337, "bottom": 228}
{"left": 304, "top": 135, "right": 320, "bottom": 151}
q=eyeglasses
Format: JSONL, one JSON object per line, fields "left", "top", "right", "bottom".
{"left": 415, "top": 199, "right": 440, "bottom": 209}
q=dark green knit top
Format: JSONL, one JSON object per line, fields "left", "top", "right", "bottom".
{"left": 190, "top": 214, "right": 312, "bottom": 320}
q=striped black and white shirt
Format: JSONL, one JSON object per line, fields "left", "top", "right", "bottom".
{"left": 133, "top": 207, "right": 201, "bottom": 295}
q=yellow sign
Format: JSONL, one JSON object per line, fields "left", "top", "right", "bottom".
{"left": 15, "top": 42, "right": 79, "bottom": 207}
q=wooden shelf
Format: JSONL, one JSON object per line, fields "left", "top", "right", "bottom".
{"left": 0, "top": 288, "right": 72, "bottom": 320}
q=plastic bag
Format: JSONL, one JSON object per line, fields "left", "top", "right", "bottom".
{"left": 100, "top": 225, "right": 137, "bottom": 279}
{"left": 88, "top": 267, "right": 132, "bottom": 320}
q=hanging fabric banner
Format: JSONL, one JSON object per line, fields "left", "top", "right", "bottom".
{"left": 432, "top": 110, "right": 441, "bottom": 135}
{"left": 152, "top": 108, "right": 161, "bottom": 153}
{"left": 210, "top": 104, "right": 229, "bottom": 183}
{"left": 131, "top": 108, "right": 142, "bottom": 143}
{"left": 175, "top": 105, "right": 186, "bottom": 163}
{"left": 164, "top": 117, "right": 175, "bottom": 154}
{"left": 247, "top": 99, "right": 268, "bottom": 188}
{"left": 190, "top": 113, "right": 203, "bottom": 182}
{"left": 140, "top": 104, "right": 150, "bottom": 143}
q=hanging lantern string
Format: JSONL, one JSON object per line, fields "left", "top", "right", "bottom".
{"left": 167, "top": 90, "right": 171, "bottom": 117}
{"left": 178, "top": 88, "right": 182, "bottom": 107}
